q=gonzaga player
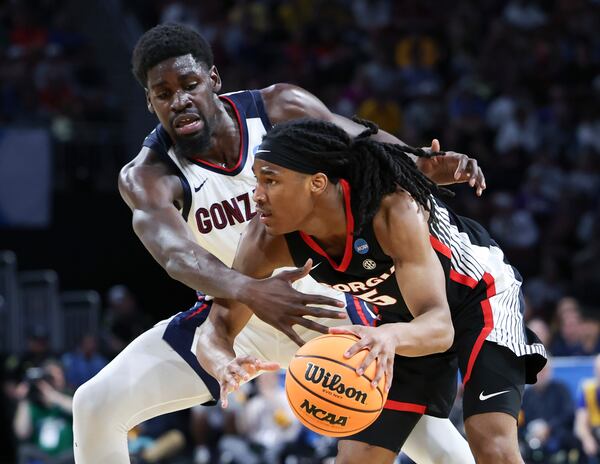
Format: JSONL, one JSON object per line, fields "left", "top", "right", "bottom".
{"left": 72, "top": 24, "right": 484, "bottom": 463}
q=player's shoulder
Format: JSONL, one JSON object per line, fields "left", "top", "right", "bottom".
{"left": 259, "top": 83, "right": 332, "bottom": 124}
{"left": 374, "top": 190, "right": 429, "bottom": 254}
{"left": 118, "top": 146, "right": 182, "bottom": 205}
{"left": 234, "top": 216, "right": 292, "bottom": 275}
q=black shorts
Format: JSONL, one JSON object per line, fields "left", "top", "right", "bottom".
{"left": 344, "top": 352, "right": 457, "bottom": 453}
{"left": 459, "top": 340, "right": 525, "bottom": 420}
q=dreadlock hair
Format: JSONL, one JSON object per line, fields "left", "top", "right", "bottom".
{"left": 132, "top": 23, "right": 214, "bottom": 88}
{"left": 261, "top": 118, "right": 449, "bottom": 234}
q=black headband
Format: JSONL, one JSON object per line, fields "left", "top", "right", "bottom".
{"left": 255, "top": 138, "right": 332, "bottom": 175}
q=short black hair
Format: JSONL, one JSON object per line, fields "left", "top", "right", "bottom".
{"left": 132, "top": 23, "right": 214, "bottom": 87}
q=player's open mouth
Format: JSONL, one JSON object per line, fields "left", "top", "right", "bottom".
{"left": 257, "top": 209, "right": 272, "bottom": 223}
{"left": 173, "top": 114, "right": 203, "bottom": 136}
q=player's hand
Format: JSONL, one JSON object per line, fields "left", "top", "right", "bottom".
{"left": 329, "top": 325, "right": 395, "bottom": 392}
{"left": 217, "top": 355, "right": 280, "bottom": 408}
{"left": 240, "top": 259, "right": 346, "bottom": 346}
{"left": 416, "top": 139, "right": 486, "bottom": 196}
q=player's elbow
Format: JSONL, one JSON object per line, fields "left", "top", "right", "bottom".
{"left": 430, "top": 318, "right": 454, "bottom": 353}
{"left": 164, "top": 255, "right": 185, "bottom": 282}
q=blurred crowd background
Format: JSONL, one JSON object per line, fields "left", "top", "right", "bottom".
{"left": 1, "top": 0, "right": 600, "bottom": 462}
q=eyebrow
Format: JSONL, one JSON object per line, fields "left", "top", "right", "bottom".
{"left": 149, "top": 73, "right": 200, "bottom": 90}
{"left": 149, "top": 81, "right": 167, "bottom": 90}
{"left": 259, "top": 166, "right": 280, "bottom": 175}
{"left": 252, "top": 166, "right": 280, "bottom": 176}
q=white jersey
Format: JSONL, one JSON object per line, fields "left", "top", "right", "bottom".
{"left": 143, "top": 90, "right": 271, "bottom": 266}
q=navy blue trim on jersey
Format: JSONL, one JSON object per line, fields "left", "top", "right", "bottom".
{"left": 142, "top": 125, "right": 193, "bottom": 221}
{"left": 344, "top": 293, "right": 379, "bottom": 326}
{"left": 250, "top": 89, "right": 272, "bottom": 129}
{"left": 162, "top": 297, "right": 220, "bottom": 403}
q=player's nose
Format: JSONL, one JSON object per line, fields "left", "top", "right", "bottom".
{"left": 171, "top": 89, "right": 192, "bottom": 112}
{"left": 252, "top": 185, "right": 265, "bottom": 204}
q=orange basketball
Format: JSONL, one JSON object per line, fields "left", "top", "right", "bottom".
{"left": 285, "top": 333, "right": 387, "bottom": 437}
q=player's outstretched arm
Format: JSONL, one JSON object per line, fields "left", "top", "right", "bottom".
{"left": 119, "top": 149, "right": 258, "bottom": 300}
{"left": 119, "top": 150, "right": 344, "bottom": 322}
{"left": 262, "top": 83, "right": 485, "bottom": 195}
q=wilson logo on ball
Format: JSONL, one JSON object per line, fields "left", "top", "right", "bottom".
{"left": 304, "top": 362, "right": 368, "bottom": 404}
{"left": 299, "top": 399, "right": 348, "bottom": 426}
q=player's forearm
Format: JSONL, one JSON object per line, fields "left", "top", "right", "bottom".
{"left": 196, "top": 319, "right": 236, "bottom": 380}
{"left": 163, "top": 246, "right": 254, "bottom": 300}
{"left": 391, "top": 309, "right": 454, "bottom": 357}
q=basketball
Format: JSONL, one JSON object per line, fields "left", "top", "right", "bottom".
{"left": 285, "top": 334, "right": 387, "bottom": 437}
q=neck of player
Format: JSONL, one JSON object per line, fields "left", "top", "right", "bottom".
{"left": 299, "top": 183, "right": 347, "bottom": 258}
{"left": 199, "top": 99, "right": 241, "bottom": 167}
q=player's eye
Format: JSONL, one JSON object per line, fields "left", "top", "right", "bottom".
{"left": 185, "top": 82, "right": 198, "bottom": 91}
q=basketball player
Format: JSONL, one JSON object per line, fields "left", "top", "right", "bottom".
{"left": 196, "top": 119, "right": 547, "bottom": 463}
{"left": 72, "top": 24, "right": 484, "bottom": 463}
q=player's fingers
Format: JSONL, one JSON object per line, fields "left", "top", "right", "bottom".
{"left": 385, "top": 358, "right": 394, "bottom": 392}
{"left": 467, "top": 159, "right": 479, "bottom": 186}
{"left": 220, "top": 377, "right": 237, "bottom": 407}
{"left": 300, "top": 295, "right": 346, "bottom": 310}
{"left": 329, "top": 325, "right": 360, "bottom": 338}
{"left": 228, "top": 363, "right": 247, "bottom": 383}
{"left": 453, "top": 155, "right": 469, "bottom": 180}
{"left": 431, "top": 138, "right": 440, "bottom": 152}
{"left": 357, "top": 349, "right": 377, "bottom": 377}
{"left": 281, "top": 259, "right": 312, "bottom": 283}
{"left": 220, "top": 385, "right": 229, "bottom": 408}
{"left": 293, "top": 317, "right": 331, "bottom": 334}
{"left": 344, "top": 337, "right": 371, "bottom": 359}
{"left": 235, "top": 355, "right": 256, "bottom": 365}
{"left": 256, "top": 361, "right": 281, "bottom": 372}
{"left": 372, "top": 353, "right": 386, "bottom": 388}
{"left": 281, "top": 325, "right": 307, "bottom": 347}
{"left": 475, "top": 167, "right": 486, "bottom": 196}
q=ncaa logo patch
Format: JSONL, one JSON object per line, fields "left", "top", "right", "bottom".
{"left": 354, "top": 238, "right": 369, "bottom": 255}
{"left": 362, "top": 259, "right": 376, "bottom": 270}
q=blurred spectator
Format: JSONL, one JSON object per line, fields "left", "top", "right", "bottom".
{"left": 575, "top": 355, "right": 600, "bottom": 464}
{"left": 503, "top": 0, "right": 547, "bottom": 30}
{"left": 13, "top": 360, "right": 74, "bottom": 464}
{"left": 520, "top": 358, "right": 576, "bottom": 462}
{"left": 356, "top": 90, "right": 403, "bottom": 136}
{"left": 489, "top": 192, "right": 538, "bottom": 248}
{"left": 61, "top": 333, "right": 107, "bottom": 390}
{"left": 4, "top": 325, "right": 53, "bottom": 403}
{"left": 495, "top": 106, "right": 541, "bottom": 155}
{"left": 523, "top": 258, "right": 566, "bottom": 317}
{"left": 580, "top": 315, "right": 600, "bottom": 357}
{"left": 528, "top": 318, "right": 551, "bottom": 348}
{"left": 216, "top": 373, "right": 302, "bottom": 464}
{"left": 237, "top": 373, "right": 302, "bottom": 462}
{"left": 100, "top": 285, "right": 150, "bottom": 358}
{"left": 190, "top": 385, "right": 248, "bottom": 464}
{"left": 128, "top": 411, "right": 189, "bottom": 463}
{"left": 550, "top": 297, "right": 586, "bottom": 357}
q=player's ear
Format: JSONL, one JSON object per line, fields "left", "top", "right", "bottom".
{"left": 310, "top": 173, "right": 328, "bottom": 195}
{"left": 145, "top": 90, "right": 154, "bottom": 114}
{"left": 210, "top": 65, "right": 222, "bottom": 93}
